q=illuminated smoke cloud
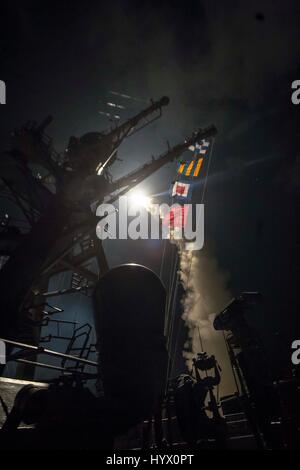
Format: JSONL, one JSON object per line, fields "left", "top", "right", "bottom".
{"left": 178, "top": 246, "right": 236, "bottom": 396}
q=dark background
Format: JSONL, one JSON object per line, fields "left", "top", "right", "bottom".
{"left": 0, "top": 0, "right": 299, "bottom": 378}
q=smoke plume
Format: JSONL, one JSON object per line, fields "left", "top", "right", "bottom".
{"left": 179, "top": 246, "right": 236, "bottom": 396}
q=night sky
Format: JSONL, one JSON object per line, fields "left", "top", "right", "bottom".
{"left": 1, "top": 0, "right": 300, "bottom": 378}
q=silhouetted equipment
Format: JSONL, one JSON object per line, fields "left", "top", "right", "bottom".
{"left": 0, "top": 97, "right": 173, "bottom": 343}
{"left": 0, "top": 337, "right": 97, "bottom": 369}
{"left": 0, "top": 105, "right": 216, "bottom": 347}
{"left": 1, "top": 91, "right": 299, "bottom": 449}
{"left": 0, "top": 381, "right": 110, "bottom": 450}
{"left": 193, "top": 352, "right": 226, "bottom": 446}
{"left": 213, "top": 292, "right": 293, "bottom": 449}
{"left": 194, "top": 352, "right": 219, "bottom": 371}
{"left": 173, "top": 352, "right": 226, "bottom": 448}
{"left": 213, "top": 292, "right": 261, "bottom": 332}
{"left": 65, "top": 96, "right": 170, "bottom": 175}
{"left": 0, "top": 95, "right": 220, "bottom": 448}
{"left": 193, "top": 353, "right": 222, "bottom": 421}
{"left": 0, "top": 264, "right": 168, "bottom": 449}
{"left": 173, "top": 374, "right": 198, "bottom": 446}
{"left": 213, "top": 293, "right": 266, "bottom": 404}
{"left": 10, "top": 115, "right": 63, "bottom": 181}
{"left": 93, "top": 264, "right": 168, "bottom": 432}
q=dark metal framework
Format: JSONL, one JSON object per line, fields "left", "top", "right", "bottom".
{"left": 0, "top": 95, "right": 216, "bottom": 379}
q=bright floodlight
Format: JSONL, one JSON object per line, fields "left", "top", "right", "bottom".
{"left": 129, "top": 190, "right": 152, "bottom": 210}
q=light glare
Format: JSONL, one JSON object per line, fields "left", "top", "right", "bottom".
{"left": 129, "top": 190, "right": 151, "bottom": 210}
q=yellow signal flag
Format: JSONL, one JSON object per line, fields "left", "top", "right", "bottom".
{"left": 193, "top": 158, "right": 204, "bottom": 177}
{"left": 177, "top": 157, "right": 204, "bottom": 177}
{"left": 185, "top": 160, "right": 194, "bottom": 177}
{"left": 178, "top": 162, "right": 185, "bottom": 175}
